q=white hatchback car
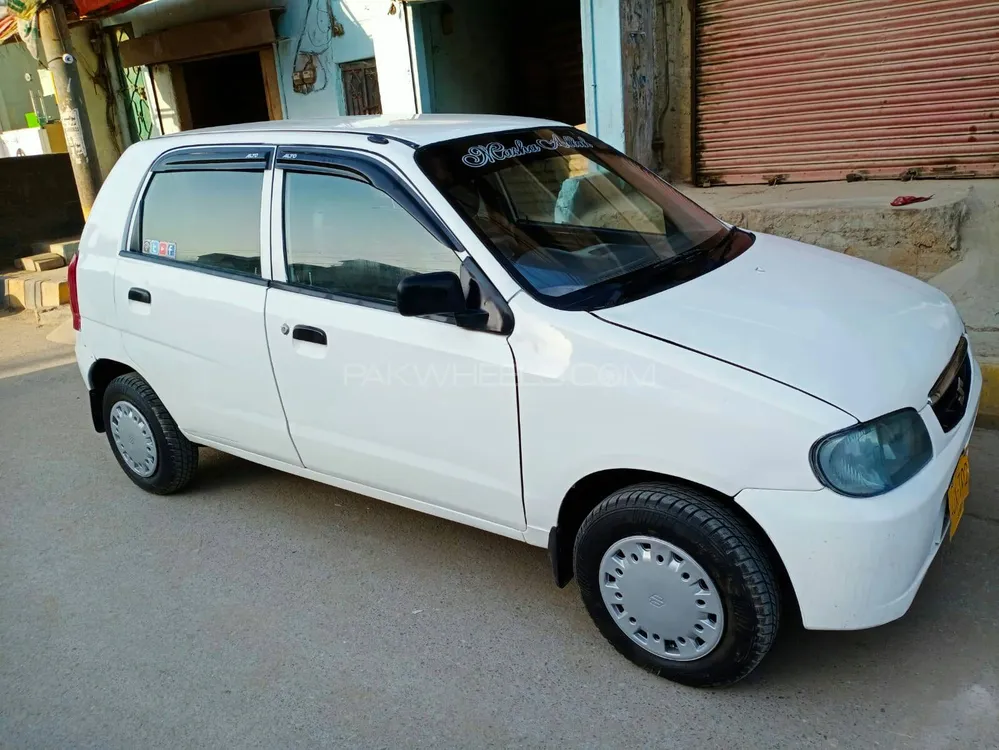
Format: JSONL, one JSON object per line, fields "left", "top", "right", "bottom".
{"left": 72, "top": 115, "right": 979, "bottom": 687}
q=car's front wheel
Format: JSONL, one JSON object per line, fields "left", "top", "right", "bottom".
{"left": 574, "top": 483, "right": 780, "bottom": 687}
{"left": 103, "top": 373, "right": 198, "bottom": 495}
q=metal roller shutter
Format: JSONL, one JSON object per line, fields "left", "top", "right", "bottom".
{"left": 695, "top": 0, "right": 999, "bottom": 185}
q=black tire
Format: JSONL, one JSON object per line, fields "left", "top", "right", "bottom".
{"left": 103, "top": 373, "right": 198, "bottom": 495}
{"left": 575, "top": 483, "right": 780, "bottom": 688}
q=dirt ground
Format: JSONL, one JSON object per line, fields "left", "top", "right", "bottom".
{"left": 0, "top": 307, "right": 76, "bottom": 380}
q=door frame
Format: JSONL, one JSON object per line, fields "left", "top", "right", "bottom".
{"left": 168, "top": 46, "right": 283, "bottom": 132}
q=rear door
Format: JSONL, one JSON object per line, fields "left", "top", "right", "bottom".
{"left": 264, "top": 147, "right": 525, "bottom": 529}
{"left": 114, "top": 146, "right": 300, "bottom": 464}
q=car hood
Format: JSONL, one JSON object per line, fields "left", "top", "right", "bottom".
{"left": 594, "top": 233, "right": 963, "bottom": 421}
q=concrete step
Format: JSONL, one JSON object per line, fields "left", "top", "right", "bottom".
{"left": 29, "top": 236, "right": 80, "bottom": 264}
{"left": 679, "top": 180, "right": 971, "bottom": 281}
{"left": 1, "top": 267, "right": 69, "bottom": 311}
{"left": 16, "top": 252, "right": 66, "bottom": 272}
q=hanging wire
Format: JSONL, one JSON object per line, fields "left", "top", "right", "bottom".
{"left": 292, "top": 0, "right": 341, "bottom": 94}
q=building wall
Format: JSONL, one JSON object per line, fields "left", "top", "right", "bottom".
{"left": 581, "top": 0, "right": 624, "bottom": 152}
{"left": 0, "top": 43, "right": 56, "bottom": 131}
{"left": 105, "top": 0, "right": 376, "bottom": 123}
{"left": 119, "top": 0, "right": 285, "bottom": 35}
{"left": 654, "top": 0, "right": 692, "bottom": 182}
{"left": 148, "top": 65, "right": 184, "bottom": 135}
{"left": 414, "top": 0, "right": 514, "bottom": 115}
{"left": 0, "top": 33, "right": 123, "bottom": 183}
{"left": 275, "top": 0, "right": 385, "bottom": 119}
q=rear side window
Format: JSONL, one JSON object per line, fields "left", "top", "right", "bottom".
{"left": 138, "top": 170, "right": 263, "bottom": 277}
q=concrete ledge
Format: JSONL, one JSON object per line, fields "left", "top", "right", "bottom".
{"left": 680, "top": 181, "right": 971, "bottom": 280}
{"left": 16, "top": 252, "right": 66, "bottom": 272}
{"left": 1, "top": 267, "right": 69, "bottom": 311}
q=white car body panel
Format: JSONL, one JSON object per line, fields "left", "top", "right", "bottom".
{"left": 113, "top": 259, "right": 300, "bottom": 464}
{"left": 264, "top": 287, "right": 525, "bottom": 529}
{"left": 73, "top": 115, "right": 979, "bottom": 635}
{"left": 595, "top": 233, "right": 964, "bottom": 422}
{"left": 737, "top": 357, "right": 981, "bottom": 630}
{"left": 507, "top": 292, "right": 857, "bottom": 537}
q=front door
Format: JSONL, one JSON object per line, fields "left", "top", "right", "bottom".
{"left": 264, "top": 151, "right": 524, "bottom": 529}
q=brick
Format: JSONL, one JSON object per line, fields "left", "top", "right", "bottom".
{"left": 40, "top": 279, "right": 69, "bottom": 308}
{"left": 1, "top": 269, "right": 69, "bottom": 310}
{"left": 17, "top": 253, "right": 66, "bottom": 272}
{"left": 48, "top": 240, "right": 79, "bottom": 263}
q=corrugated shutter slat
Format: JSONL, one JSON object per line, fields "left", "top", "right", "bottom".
{"left": 695, "top": 0, "right": 999, "bottom": 184}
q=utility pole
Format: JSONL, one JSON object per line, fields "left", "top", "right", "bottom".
{"left": 38, "top": 0, "right": 102, "bottom": 217}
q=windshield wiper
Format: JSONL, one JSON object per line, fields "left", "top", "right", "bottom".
{"left": 592, "top": 227, "right": 743, "bottom": 309}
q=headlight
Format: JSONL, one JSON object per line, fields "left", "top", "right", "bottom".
{"left": 811, "top": 409, "right": 933, "bottom": 497}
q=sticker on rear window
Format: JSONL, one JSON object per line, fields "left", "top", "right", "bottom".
{"left": 462, "top": 133, "right": 592, "bottom": 168}
{"left": 142, "top": 239, "right": 176, "bottom": 258}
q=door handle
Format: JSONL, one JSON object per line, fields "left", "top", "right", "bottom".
{"left": 292, "top": 325, "right": 327, "bottom": 346}
{"left": 128, "top": 287, "right": 151, "bottom": 304}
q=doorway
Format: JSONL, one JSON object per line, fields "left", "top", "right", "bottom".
{"left": 180, "top": 51, "right": 271, "bottom": 129}
{"left": 412, "top": 0, "right": 586, "bottom": 126}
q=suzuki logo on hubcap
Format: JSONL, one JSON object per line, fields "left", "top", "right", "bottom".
{"left": 649, "top": 594, "right": 665, "bottom": 608}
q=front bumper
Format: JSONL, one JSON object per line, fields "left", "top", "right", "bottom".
{"left": 736, "top": 356, "right": 982, "bottom": 631}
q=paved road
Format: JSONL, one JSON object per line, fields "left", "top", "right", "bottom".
{"left": 2, "top": 344, "right": 999, "bottom": 748}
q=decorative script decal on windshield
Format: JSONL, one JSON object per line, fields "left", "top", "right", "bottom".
{"left": 461, "top": 133, "right": 592, "bottom": 168}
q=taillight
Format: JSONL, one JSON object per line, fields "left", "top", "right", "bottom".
{"left": 68, "top": 253, "right": 81, "bottom": 331}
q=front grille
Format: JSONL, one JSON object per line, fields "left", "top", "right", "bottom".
{"left": 930, "top": 337, "right": 971, "bottom": 433}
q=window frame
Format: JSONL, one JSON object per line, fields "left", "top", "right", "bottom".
{"left": 121, "top": 145, "right": 276, "bottom": 285}
{"left": 271, "top": 146, "right": 467, "bottom": 315}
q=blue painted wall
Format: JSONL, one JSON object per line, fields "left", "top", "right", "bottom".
{"left": 275, "top": 0, "right": 380, "bottom": 119}
{"left": 581, "top": 0, "right": 623, "bottom": 150}
{"left": 412, "top": 0, "right": 513, "bottom": 115}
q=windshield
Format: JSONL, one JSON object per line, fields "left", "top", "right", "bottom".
{"left": 415, "top": 127, "right": 750, "bottom": 309}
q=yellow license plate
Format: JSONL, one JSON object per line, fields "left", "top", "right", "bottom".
{"left": 947, "top": 451, "right": 970, "bottom": 539}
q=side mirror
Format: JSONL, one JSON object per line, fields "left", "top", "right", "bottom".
{"left": 397, "top": 271, "right": 489, "bottom": 330}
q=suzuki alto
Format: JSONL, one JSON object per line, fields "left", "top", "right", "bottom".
{"left": 72, "top": 115, "right": 979, "bottom": 686}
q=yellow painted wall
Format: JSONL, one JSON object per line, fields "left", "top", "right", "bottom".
{"left": 44, "top": 122, "right": 68, "bottom": 153}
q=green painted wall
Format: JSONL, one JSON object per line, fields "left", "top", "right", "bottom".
{"left": 0, "top": 43, "right": 53, "bottom": 132}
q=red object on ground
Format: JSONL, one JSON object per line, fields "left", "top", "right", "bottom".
{"left": 74, "top": 0, "right": 148, "bottom": 17}
{"left": 891, "top": 195, "right": 934, "bottom": 207}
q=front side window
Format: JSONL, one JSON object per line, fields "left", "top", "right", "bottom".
{"left": 138, "top": 170, "right": 263, "bottom": 277}
{"left": 282, "top": 170, "right": 461, "bottom": 306}
{"left": 416, "top": 128, "right": 752, "bottom": 309}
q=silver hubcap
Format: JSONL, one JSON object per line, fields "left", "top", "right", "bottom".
{"left": 110, "top": 400, "right": 157, "bottom": 478}
{"left": 599, "top": 536, "right": 725, "bottom": 661}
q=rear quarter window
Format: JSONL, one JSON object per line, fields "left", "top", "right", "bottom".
{"left": 137, "top": 170, "right": 263, "bottom": 277}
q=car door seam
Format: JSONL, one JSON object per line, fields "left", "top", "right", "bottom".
{"left": 263, "top": 288, "right": 307, "bottom": 468}
{"left": 507, "top": 339, "right": 529, "bottom": 528}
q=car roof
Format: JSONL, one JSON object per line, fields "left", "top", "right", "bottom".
{"left": 157, "top": 114, "right": 567, "bottom": 147}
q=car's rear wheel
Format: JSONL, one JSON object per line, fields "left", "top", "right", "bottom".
{"left": 574, "top": 482, "right": 780, "bottom": 687}
{"left": 103, "top": 373, "right": 198, "bottom": 494}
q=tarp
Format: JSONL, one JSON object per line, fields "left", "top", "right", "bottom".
{"left": 0, "top": 0, "right": 41, "bottom": 59}
{"left": 0, "top": 12, "right": 18, "bottom": 44}
{"left": 0, "top": 0, "right": 150, "bottom": 53}
{"left": 74, "top": 0, "right": 150, "bottom": 16}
